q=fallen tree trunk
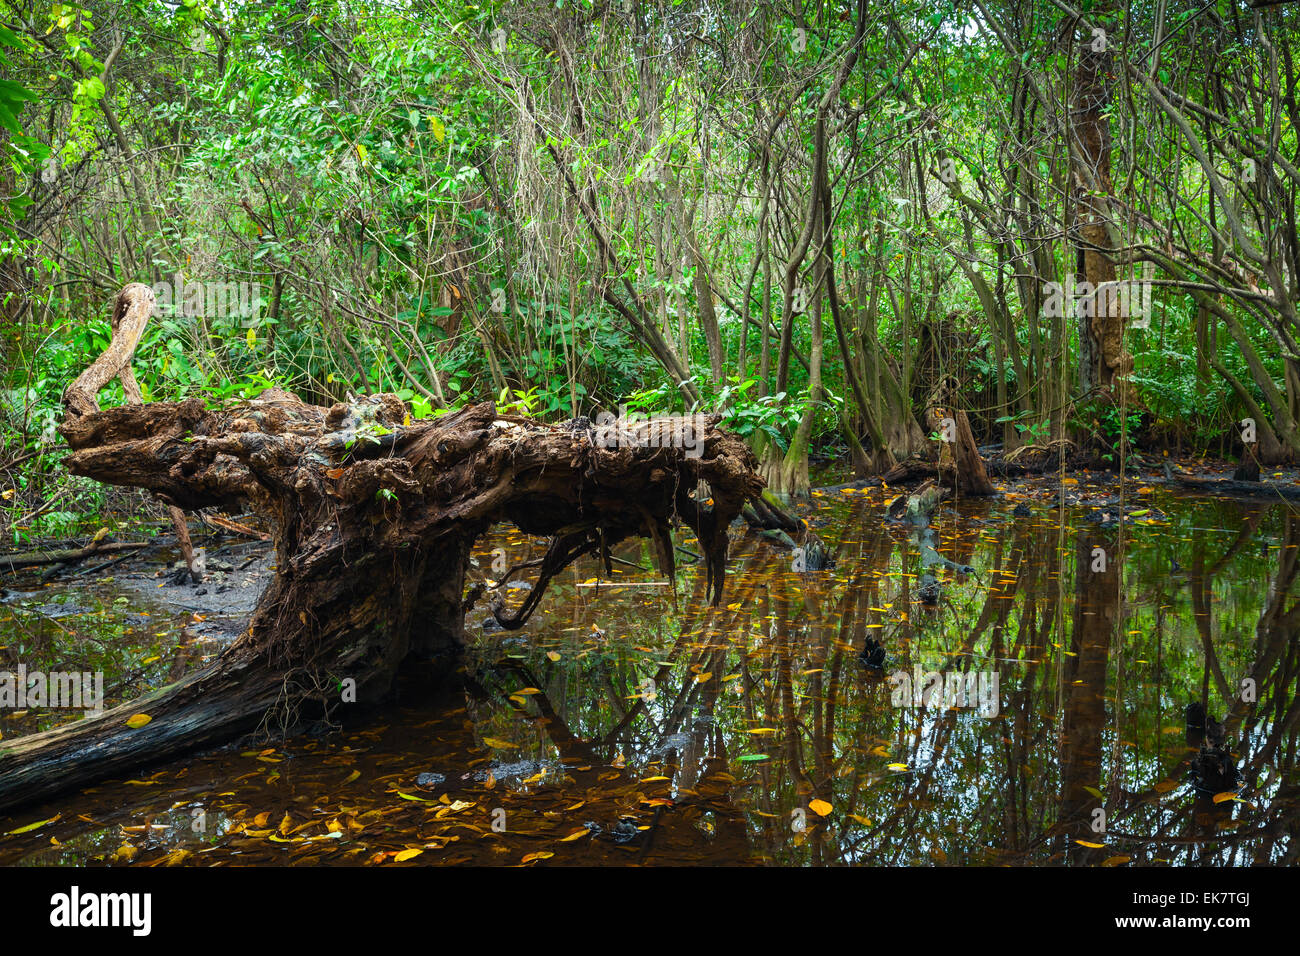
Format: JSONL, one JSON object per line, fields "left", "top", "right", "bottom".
{"left": 0, "top": 540, "right": 145, "bottom": 572}
{"left": 0, "top": 283, "right": 764, "bottom": 813}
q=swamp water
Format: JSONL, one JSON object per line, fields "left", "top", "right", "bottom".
{"left": 1, "top": 481, "right": 1297, "bottom": 866}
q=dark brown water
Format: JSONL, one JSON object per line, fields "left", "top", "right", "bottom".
{"left": 2, "top": 480, "right": 1298, "bottom": 866}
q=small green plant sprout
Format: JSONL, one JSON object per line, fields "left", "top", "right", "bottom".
{"left": 343, "top": 422, "right": 392, "bottom": 452}
{"left": 995, "top": 410, "right": 1051, "bottom": 444}
{"left": 497, "top": 385, "right": 540, "bottom": 417}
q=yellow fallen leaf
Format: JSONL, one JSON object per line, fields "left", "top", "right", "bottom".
{"left": 125, "top": 714, "right": 152, "bottom": 729}
{"left": 886, "top": 763, "right": 909, "bottom": 771}
{"left": 481, "top": 737, "right": 517, "bottom": 749}
{"left": 394, "top": 848, "right": 424, "bottom": 862}
{"left": 1212, "top": 791, "right": 1240, "bottom": 804}
{"left": 558, "top": 828, "right": 589, "bottom": 842}
{"left": 809, "top": 799, "right": 832, "bottom": 817}
{"left": 7, "top": 813, "right": 60, "bottom": 835}
{"left": 521, "top": 851, "right": 553, "bottom": 863}
{"left": 546, "top": 651, "right": 561, "bottom": 662}
{"left": 1075, "top": 839, "right": 1107, "bottom": 848}
{"left": 694, "top": 672, "right": 712, "bottom": 684}
{"left": 514, "top": 688, "right": 541, "bottom": 695}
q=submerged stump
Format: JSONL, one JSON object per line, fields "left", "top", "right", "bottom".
{"left": 0, "top": 283, "right": 763, "bottom": 813}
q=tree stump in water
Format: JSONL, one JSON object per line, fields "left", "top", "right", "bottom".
{"left": 0, "top": 283, "right": 764, "bottom": 813}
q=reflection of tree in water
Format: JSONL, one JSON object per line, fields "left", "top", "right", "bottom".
{"left": 485, "top": 493, "right": 1300, "bottom": 865}
{"left": 4, "top": 494, "right": 1294, "bottom": 866}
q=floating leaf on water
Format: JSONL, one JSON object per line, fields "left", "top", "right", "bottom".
{"left": 7, "top": 813, "right": 59, "bottom": 835}
{"left": 737, "top": 754, "right": 770, "bottom": 762}
{"left": 521, "top": 851, "right": 553, "bottom": 863}
{"left": 809, "top": 799, "right": 832, "bottom": 817}
{"left": 559, "top": 828, "right": 590, "bottom": 842}
{"left": 1212, "top": 791, "right": 1240, "bottom": 804}
{"left": 394, "top": 848, "right": 423, "bottom": 862}
{"left": 481, "top": 737, "right": 517, "bottom": 749}
{"left": 1075, "top": 840, "right": 1107, "bottom": 848}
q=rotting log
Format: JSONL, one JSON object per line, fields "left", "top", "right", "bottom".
{"left": 924, "top": 392, "right": 996, "bottom": 496}
{"left": 0, "top": 283, "right": 764, "bottom": 813}
{"left": 0, "top": 540, "right": 144, "bottom": 572}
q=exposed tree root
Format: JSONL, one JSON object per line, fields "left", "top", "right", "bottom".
{"left": 0, "top": 284, "right": 765, "bottom": 814}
